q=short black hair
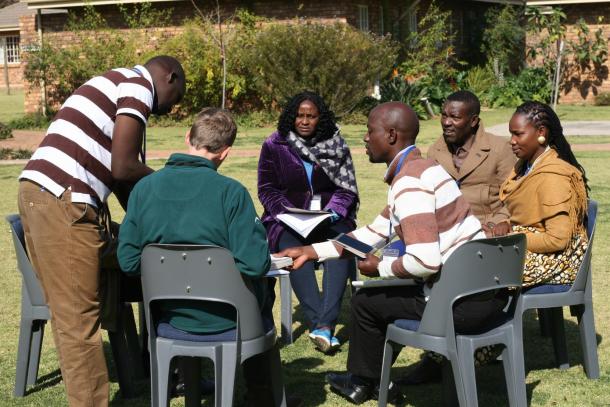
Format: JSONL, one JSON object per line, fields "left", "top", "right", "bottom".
{"left": 277, "top": 91, "right": 338, "bottom": 140}
{"left": 446, "top": 90, "right": 481, "bottom": 116}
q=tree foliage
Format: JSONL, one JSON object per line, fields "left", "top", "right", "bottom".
{"left": 246, "top": 22, "right": 397, "bottom": 116}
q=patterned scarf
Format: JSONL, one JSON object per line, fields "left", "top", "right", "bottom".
{"left": 286, "top": 129, "right": 358, "bottom": 195}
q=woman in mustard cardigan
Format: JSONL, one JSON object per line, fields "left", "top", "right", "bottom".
{"left": 501, "top": 100, "right": 589, "bottom": 287}
{"left": 399, "top": 100, "right": 590, "bottom": 385}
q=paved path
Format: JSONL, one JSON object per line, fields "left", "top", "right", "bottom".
{"left": 487, "top": 121, "right": 610, "bottom": 137}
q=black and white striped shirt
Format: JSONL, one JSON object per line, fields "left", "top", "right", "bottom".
{"left": 20, "top": 65, "right": 154, "bottom": 206}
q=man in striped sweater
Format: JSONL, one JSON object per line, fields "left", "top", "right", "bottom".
{"left": 278, "top": 102, "right": 507, "bottom": 404}
{"left": 17, "top": 56, "right": 185, "bottom": 406}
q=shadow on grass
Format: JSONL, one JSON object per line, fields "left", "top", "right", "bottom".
{"left": 24, "top": 368, "right": 62, "bottom": 396}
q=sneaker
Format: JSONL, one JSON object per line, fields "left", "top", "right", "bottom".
{"left": 330, "top": 336, "right": 341, "bottom": 350}
{"left": 309, "top": 328, "right": 332, "bottom": 353}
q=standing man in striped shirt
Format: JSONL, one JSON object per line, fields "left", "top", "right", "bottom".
{"left": 278, "top": 102, "right": 508, "bottom": 404}
{"left": 17, "top": 55, "right": 185, "bottom": 406}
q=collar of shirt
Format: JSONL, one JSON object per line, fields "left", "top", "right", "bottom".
{"left": 166, "top": 153, "right": 217, "bottom": 170}
{"left": 133, "top": 64, "right": 155, "bottom": 101}
{"left": 450, "top": 132, "right": 476, "bottom": 171}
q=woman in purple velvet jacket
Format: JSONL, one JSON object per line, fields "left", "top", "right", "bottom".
{"left": 258, "top": 91, "right": 359, "bottom": 354}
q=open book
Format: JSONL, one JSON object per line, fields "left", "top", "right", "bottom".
{"left": 277, "top": 206, "right": 332, "bottom": 238}
{"left": 331, "top": 233, "right": 374, "bottom": 259}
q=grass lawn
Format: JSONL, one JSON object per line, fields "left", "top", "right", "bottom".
{"left": 1, "top": 149, "right": 610, "bottom": 406}
{"left": 145, "top": 105, "right": 610, "bottom": 154}
{"left": 0, "top": 90, "right": 25, "bottom": 123}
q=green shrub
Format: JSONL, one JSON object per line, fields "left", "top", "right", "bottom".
{"left": 8, "top": 113, "right": 50, "bottom": 130}
{"left": 464, "top": 66, "right": 497, "bottom": 99}
{"left": 380, "top": 76, "right": 428, "bottom": 119}
{"left": 234, "top": 110, "right": 277, "bottom": 129}
{"left": 0, "top": 123, "right": 12, "bottom": 140}
{"left": 485, "top": 67, "right": 551, "bottom": 108}
{"left": 0, "top": 148, "right": 32, "bottom": 160}
{"left": 594, "top": 92, "right": 610, "bottom": 106}
{"left": 245, "top": 22, "right": 398, "bottom": 116}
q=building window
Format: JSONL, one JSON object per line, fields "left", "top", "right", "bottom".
{"left": 0, "top": 36, "right": 20, "bottom": 64}
{"left": 357, "top": 5, "right": 369, "bottom": 31}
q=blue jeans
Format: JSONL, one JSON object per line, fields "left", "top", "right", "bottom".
{"left": 278, "top": 221, "right": 355, "bottom": 331}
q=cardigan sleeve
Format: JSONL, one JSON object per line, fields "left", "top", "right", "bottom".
{"left": 525, "top": 176, "right": 573, "bottom": 253}
{"left": 257, "top": 139, "right": 293, "bottom": 218}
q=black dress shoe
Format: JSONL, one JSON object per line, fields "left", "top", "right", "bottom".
{"left": 372, "top": 380, "right": 402, "bottom": 404}
{"left": 326, "top": 372, "right": 373, "bottom": 405}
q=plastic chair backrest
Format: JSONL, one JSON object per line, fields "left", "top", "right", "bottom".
{"left": 5, "top": 214, "right": 47, "bottom": 307}
{"left": 571, "top": 200, "right": 597, "bottom": 292}
{"left": 140, "top": 244, "right": 265, "bottom": 341}
{"left": 417, "top": 234, "right": 527, "bottom": 338}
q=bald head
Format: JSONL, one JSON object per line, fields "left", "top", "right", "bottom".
{"left": 144, "top": 55, "right": 186, "bottom": 115}
{"left": 370, "top": 102, "right": 419, "bottom": 145}
{"left": 364, "top": 102, "right": 420, "bottom": 165}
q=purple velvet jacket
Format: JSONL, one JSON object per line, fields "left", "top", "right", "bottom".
{"left": 257, "top": 131, "right": 359, "bottom": 251}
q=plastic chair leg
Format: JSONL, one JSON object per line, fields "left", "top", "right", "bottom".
{"left": 377, "top": 340, "right": 395, "bottom": 407}
{"left": 456, "top": 341, "right": 479, "bottom": 407}
{"left": 501, "top": 340, "right": 527, "bottom": 407}
{"left": 576, "top": 302, "right": 600, "bottom": 379}
{"left": 219, "top": 346, "right": 237, "bottom": 407}
{"left": 152, "top": 342, "right": 171, "bottom": 407}
{"left": 548, "top": 307, "right": 569, "bottom": 370}
{"left": 27, "top": 320, "right": 44, "bottom": 387}
{"left": 279, "top": 275, "right": 293, "bottom": 344}
{"left": 14, "top": 317, "right": 34, "bottom": 397}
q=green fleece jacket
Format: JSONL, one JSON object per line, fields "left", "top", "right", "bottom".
{"left": 118, "top": 153, "right": 271, "bottom": 333}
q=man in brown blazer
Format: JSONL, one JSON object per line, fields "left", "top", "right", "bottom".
{"left": 398, "top": 90, "right": 515, "bottom": 385}
{"left": 429, "top": 90, "right": 515, "bottom": 236}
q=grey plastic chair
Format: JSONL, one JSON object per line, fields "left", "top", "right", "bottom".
{"left": 518, "top": 200, "right": 599, "bottom": 378}
{"left": 377, "top": 234, "right": 527, "bottom": 407}
{"left": 6, "top": 214, "right": 142, "bottom": 398}
{"left": 140, "top": 244, "right": 287, "bottom": 407}
{"left": 269, "top": 260, "right": 358, "bottom": 344}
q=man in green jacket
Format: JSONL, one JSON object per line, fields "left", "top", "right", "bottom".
{"left": 118, "top": 108, "right": 287, "bottom": 406}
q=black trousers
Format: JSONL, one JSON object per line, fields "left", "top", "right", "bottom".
{"left": 346, "top": 285, "right": 508, "bottom": 379}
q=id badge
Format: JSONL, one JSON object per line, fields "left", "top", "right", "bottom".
{"left": 310, "top": 194, "right": 322, "bottom": 211}
{"left": 382, "top": 248, "right": 399, "bottom": 263}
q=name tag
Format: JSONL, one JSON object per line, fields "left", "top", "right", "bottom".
{"left": 382, "top": 248, "right": 400, "bottom": 263}
{"left": 310, "top": 194, "right": 322, "bottom": 211}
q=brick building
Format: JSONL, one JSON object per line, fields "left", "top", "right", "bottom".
{"left": 527, "top": 0, "right": 610, "bottom": 104}
{"left": 18, "top": 0, "right": 521, "bottom": 113}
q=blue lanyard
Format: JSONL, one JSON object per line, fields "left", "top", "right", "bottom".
{"left": 388, "top": 145, "right": 416, "bottom": 239}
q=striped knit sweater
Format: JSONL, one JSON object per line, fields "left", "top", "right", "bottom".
{"left": 315, "top": 147, "right": 484, "bottom": 280}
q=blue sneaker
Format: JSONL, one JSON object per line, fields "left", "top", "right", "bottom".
{"left": 309, "top": 328, "right": 332, "bottom": 353}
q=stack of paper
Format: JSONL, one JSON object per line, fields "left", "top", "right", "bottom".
{"left": 277, "top": 206, "right": 332, "bottom": 238}
{"left": 270, "top": 255, "right": 293, "bottom": 269}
